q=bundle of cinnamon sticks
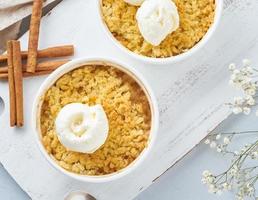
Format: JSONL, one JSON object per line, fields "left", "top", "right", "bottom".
{"left": 0, "top": 45, "right": 73, "bottom": 79}
{"left": 0, "top": 0, "right": 75, "bottom": 127}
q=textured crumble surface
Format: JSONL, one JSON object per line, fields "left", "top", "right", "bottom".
{"left": 40, "top": 65, "right": 151, "bottom": 175}
{"left": 102, "top": 0, "right": 215, "bottom": 58}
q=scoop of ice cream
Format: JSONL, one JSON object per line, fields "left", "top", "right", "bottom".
{"left": 136, "top": 0, "right": 179, "bottom": 46}
{"left": 55, "top": 103, "right": 109, "bottom": 153}
{"left": 124, "top": 0, "right": 145, "bottom": 6}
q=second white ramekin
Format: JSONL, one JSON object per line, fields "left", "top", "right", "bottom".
{"left": 32, "top": 57, "right": 159, "bottom": 183}
{"left": 97, "top": 0, "right": 223, "bottom": 65}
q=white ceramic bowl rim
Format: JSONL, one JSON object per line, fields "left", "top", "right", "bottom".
{"left": 97, "top": 0, "right": 223, "bottom": 64}
{"left": 32, "top": 57, "right": 159, "bottom": 183}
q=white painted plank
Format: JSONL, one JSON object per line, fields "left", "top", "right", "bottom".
{"left": 0, "top": 0, "right": 257, "bottom": 199}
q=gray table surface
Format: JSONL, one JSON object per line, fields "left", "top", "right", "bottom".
{"left": 1, "top": 105, "right": 258, "bottom": 200}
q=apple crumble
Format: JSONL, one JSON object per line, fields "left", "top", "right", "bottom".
{"left": 40, "top": 65, "right": 151, "bottom": 175}
{"left": 101, "top": 0, "right": 215, "bottom": 58}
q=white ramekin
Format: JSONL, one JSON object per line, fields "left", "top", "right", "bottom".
{"left": 97, "top": 0, "right": 223, "bottom": 64}
{"left": 32, "top": 57, "right": 159, "bottom": 183}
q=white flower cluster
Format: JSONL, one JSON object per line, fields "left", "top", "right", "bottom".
{"left": 202, "top": 59, "right": 258, "bottom": 200}
{"left": 236, "top": 183, "right": 255, "bottom": 200}
{"left": 204, "top": 134, "right": 231, "bottom": 153}
{"left": 202, "top": 161, "right": 258, "bottom": 199}
{"left": 232, "top": 96, "right": 254, "bottom": 115}
{"left": 202, "top": 170, "right": 231, "bottom": 195}
{"left": 228, "top": 59, "right": 258, "bottom": 115}
{"left": 250, "top": 150, "right": 258, "bottom": 159}
{"left": 228, "top": 164, "right": 239, "bottom": 177}
{"left": 203, "top": 135, "right": 258, "bottom": 199}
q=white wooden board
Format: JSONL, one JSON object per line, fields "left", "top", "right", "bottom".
{"left": 1, "top": 0, "right": 258, "bottom": 199}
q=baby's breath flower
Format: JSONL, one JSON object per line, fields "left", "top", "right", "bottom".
{"left": 229, "top": 63, "right": 236, "bottom": 71}
{"left": 208, "top": 184, "right": 217, "bottom": 193}
{"left": 236, "top": 195, "right": 244, "bottom": 200}
{"left": 246, "top": 66, "right": 253, "bottom": 73}
{"left": 229, "top": 165, "right": 239, "bottom": 176}
{"left": 216, "top": 134, "right": 221, "bottom": 140}
{"left": 234, "top": 97, "right": 244, "bottom": 105}
{"left": 250, "top": 151, "right": 258, "bottom": 159}
{"left": 242, "top": 59, "right": 251, "bottom": 67}
{"left": 207, "top": 176, "right": 215, "bottom": 183}
{"left": 243, "top": 107, "right": 251, "bottom": 115}
{"left": 202, "top": 170, "right": 210, "bottom": 177}
{"left": 228, "top": 60, "right": 257, "bottom": 113}
{"left": 204, "top": 139, "right": 210, "bottom": 144}
{"left": 222, "top": 182, "right": 232, "bottom": 191}
{"left": 246, "top": 88, "right": 256, "bottom": 96}
{"left": 217, "top": 147, "right": 222, "bottom": 153}
{"left": 233, "top": 69, "right": 240, "bottom": 75}
{"left": 245, "top": 95, "right": 255, "bottom": 105}
{"left": 233, "top": 107, "right": 242, "bottom": 114}
{"left": 201, "top": 178, "right": 207, "bottom": 184}
{"left": 210, "top": 141, "right": 217, "bottom": 149}
{"left": 203, "top": 59, "right": 258, "bottom": 200}
{"left": 223, "top": 137, "right": 230, "bottom": 145}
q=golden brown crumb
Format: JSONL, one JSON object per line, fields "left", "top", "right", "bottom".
{"left": 101, "top": 0, "right": 215, "bottom": 58}
{"left": 40, "top": 65, "right": 151, "bottom": 175}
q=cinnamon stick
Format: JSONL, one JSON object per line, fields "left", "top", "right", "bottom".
{"left": 12, "top": 41, "right": 24, "bottom": 127}
{"left": 0, "top": 70, "right": 54, "bottom": 80}
{"left": 0, "top": 60, "right": 69, "bottom": 73}
{"left": 7, "top": 41, "right": 16, "bottom": 127}
{"left": 0, "top": 45, "right": 74, "bottom": 63}
{"left": 27, "top": 0, "right": 43, "bottom": 73}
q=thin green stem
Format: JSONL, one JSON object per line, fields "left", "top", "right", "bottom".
{"left": 251, "top": 176, "right": 258, "bottom": 185}
{"left": 245, "top": 175, "right": 258, "bottom": 183}
{"left": 241, "top": 166, "right": 258, "bottom": 172}
{"left": 238, "top": 142, "right": 258, "bottom": 166}
{"left": 214, "top": 141, "right": 258, "bottom": 184}
{"left": 223, "top": 151, "right": 237, "bottom": 156}
{"left": 211, "top": 131, "right": 258, "bottom": 136}
{"left": 252, "top": 68, "right": 258, "bottom": 73}
{"left": 225, "top": 131, "right": 258, "bottom": 135}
